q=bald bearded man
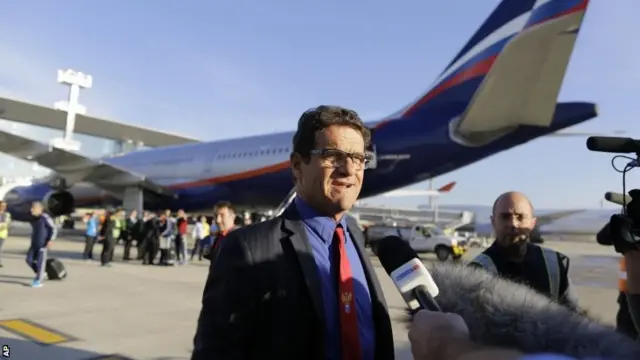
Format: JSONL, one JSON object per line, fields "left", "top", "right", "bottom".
{"left": 469, "top": 192, "right": 579, "bottom": 309}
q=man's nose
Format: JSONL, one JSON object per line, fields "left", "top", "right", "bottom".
{"left": 338, "top": 159, "right": 358, "bottom": 176}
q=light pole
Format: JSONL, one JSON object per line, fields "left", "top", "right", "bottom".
{"left": 52, "top": 69, "right": 93, "bottom": 151}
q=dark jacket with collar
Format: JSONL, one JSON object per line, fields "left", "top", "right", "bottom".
{"left": 191, "top": 204, "right": 395, "bottom": 360}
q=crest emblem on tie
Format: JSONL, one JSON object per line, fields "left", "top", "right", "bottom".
{"left": 342, "top": 292, "right": 352, "bottom": 313}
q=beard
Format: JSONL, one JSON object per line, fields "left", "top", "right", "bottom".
{"left": 497, "top": 233, "right": 530, "bottom": 257}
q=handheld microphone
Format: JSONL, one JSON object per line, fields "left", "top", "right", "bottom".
{"left": 587, "top": 136, "right": 640, "bottom": 154}
{"left": 605, "top": 192, "right": 632, "bottom": 205}
{"left": 376, "top": 235, "right": 441, "bottom": 312}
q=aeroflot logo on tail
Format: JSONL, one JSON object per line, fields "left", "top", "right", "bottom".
{"left": 395, "top": 263, "right": 421, "bottom": 282}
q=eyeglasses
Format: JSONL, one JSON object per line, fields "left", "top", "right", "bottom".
{"left": 309, "top": 148, "right": 371, "bottom": 170}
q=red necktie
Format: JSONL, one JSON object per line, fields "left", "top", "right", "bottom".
{"left": 334, "top": 226, "right": 363, "bottom": 360}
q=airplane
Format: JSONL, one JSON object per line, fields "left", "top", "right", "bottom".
{"left": 0, "top": 0, "right": 596, "bottom": 222}
{"left": 382, "top": 181, "right": 457, "bottom": 198}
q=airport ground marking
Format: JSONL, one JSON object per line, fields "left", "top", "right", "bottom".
{"left": 86, "top": 354, "right": 135, "bottom": 360}
{"left": 0, "top": 318, "right": 77, "bottom": 345}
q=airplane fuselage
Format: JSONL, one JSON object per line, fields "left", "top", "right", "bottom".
{"left": 3, "top": 101, "right": 596, "bottom": 221}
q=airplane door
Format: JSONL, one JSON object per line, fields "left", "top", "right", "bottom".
{"left": 366, "top": 144, "right": 377, "bottom": 170}
{"left": 202, "top": 153, "right": 217, "bottom": 175}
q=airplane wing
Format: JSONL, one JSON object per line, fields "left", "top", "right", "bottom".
{"left": 535, "top": 209, "right": 585, "bottom": 227}
{"left": 0, "top": 97, "right": 200, "bottom": 147}
{"left": 547, "top": 130, "right": 626, "bottom": 137}
{"left": 473, "top": 209, "right": 585, "bottom": 237}
{"left": 0, "top": 130, "right": 174, "bottom": 198}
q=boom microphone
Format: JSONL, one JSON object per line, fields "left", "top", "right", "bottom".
{"left": 605, "top": 191, "right": 632, "bottom": 205}
{"left": 376, "top": 236, "right": 441, "bottom": 312}
{"left": 587, "top": 136, "right": 640, "bottom": 154}
{"left": 403, "top": 264, "right": 640, "bottom": 359}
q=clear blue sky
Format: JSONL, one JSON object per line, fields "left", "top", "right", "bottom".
{"left": 0, "top": 0, "right": 638, "bottom": 210}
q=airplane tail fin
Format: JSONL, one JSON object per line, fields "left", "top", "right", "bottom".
{"left": 437, "top": 181, "right": 457, "bottom": 193}
{"left": 380, "top": 0, "right": 589, "bottom": 124}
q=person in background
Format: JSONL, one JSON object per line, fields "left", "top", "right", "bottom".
{"left": 158, "top": 210, "right": 175, "bottom": 266}
{"left": 83, "top": 212, "right": 99, "bottom": 261}
{"left": 175, "top": 209, "right": 188, "bottom": 265}
{"left": 123, "top": 210, "right": 139, "bottom": 261}
{"left": 26, "top": 202, "right": 57, "bottom": 288}
{"left": 140, "top": 211, "right": 160, "bottom": 265}
{"left": 190, "top": 215, "right": 209, "bottom": 262}
{"left": 203, "top": 201, "right": 237, "bottom": 262}
{"left": 101, "top": 208, "right": 124, "bottom": 267}
{"left": 242, "top": 212, "right": 252, "bottom": 226}
{"left": 469, "top": 191, "right": 579, "bottom": 309}
{"left": 0, "top": 201, "right": 11, "bottom": 267}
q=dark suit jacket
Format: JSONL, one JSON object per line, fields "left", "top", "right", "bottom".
{"left": 192, "top": 204, "right": 395, "bottom": 360}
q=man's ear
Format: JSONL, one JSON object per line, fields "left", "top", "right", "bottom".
{"left": 290, "top": 152, "right": 302, "bottom": 180}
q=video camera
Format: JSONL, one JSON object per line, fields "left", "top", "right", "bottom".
{"left": 587, "top": 136, "right": 640, "bottom": 254}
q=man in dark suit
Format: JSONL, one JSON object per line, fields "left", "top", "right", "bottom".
{"left": 192, "top": 106, "right": 395, "bottom": 360}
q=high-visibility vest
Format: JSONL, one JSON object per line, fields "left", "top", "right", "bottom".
{"left": 111, "top": 216, "right": 123, "bottom": 239}
{"left": 470, "top": 247, "right": 562, "bottom": 301}
{"left": 619, "top": 257, "right": 628, "bottom": 293}
{"left": 0, "top": 212, "right": 10, "bottom": 239}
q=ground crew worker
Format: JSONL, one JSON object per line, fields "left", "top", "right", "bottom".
{"left": 0, "top": 201, "right": 11, "bottom": 267}
{"left": 469, "top": 191, "right": 579, "bottom": 309}
{"left": 26, "top": 202, "right": 57, "bottom": 288}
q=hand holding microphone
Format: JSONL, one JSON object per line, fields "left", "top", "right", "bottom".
{"left": 409, "top": 310, "right": 470, "bottom": 360}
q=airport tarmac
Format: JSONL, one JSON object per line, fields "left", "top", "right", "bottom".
{"left": 0, "top": 233, "right": 621, "bottom": 360}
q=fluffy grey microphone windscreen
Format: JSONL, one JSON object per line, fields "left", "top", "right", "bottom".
{"left": 403, "top": 264, "right": 640, "bottom": 360}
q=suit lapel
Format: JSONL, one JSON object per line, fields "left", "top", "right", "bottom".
{"left": 281, "top": 205, "right": 326, "bottom": 324}
{"left": 346, "top": 217, "right": 388, "bottom": 308}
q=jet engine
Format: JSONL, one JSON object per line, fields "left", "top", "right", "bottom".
{"left": 42, "top": 191, "right": 75, "bottom": 217}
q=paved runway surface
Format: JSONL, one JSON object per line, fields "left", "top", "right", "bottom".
{"left": 0, "top": 232, "right": 620, "bottom": 360}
